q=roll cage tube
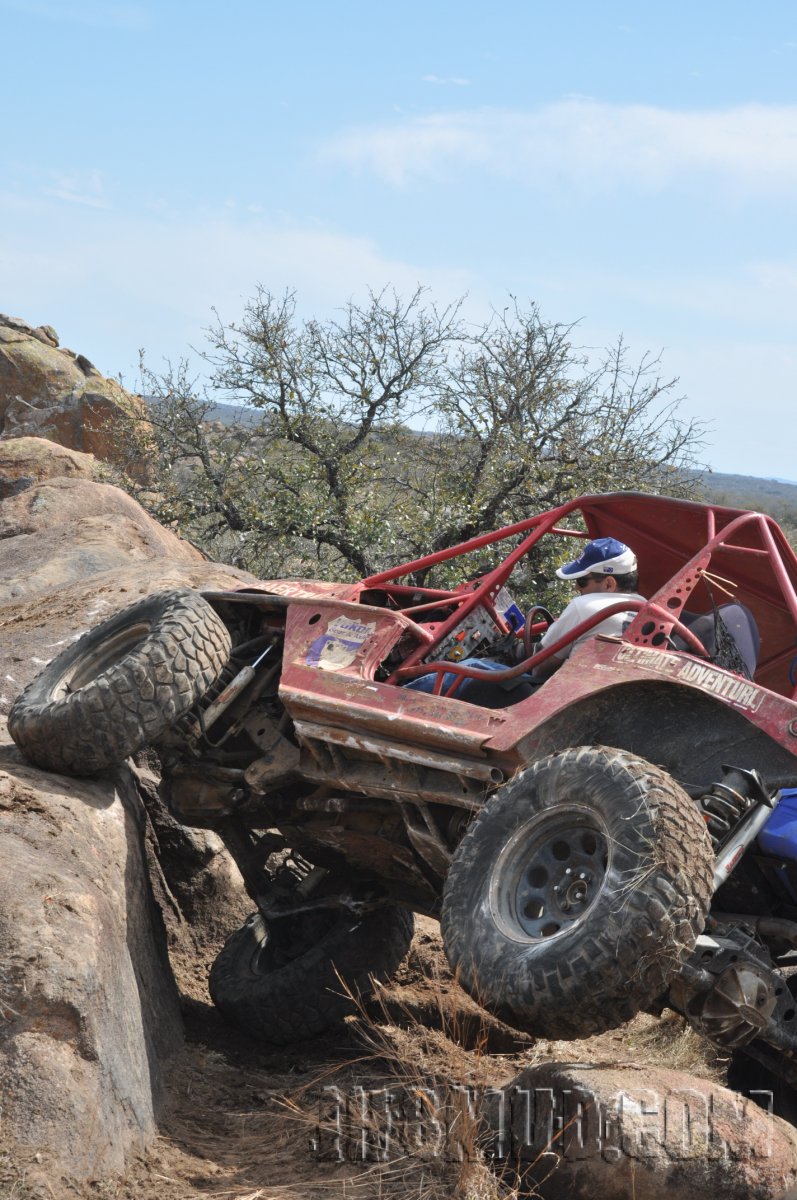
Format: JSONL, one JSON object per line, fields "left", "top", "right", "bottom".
{"left": 393, "top": 599, "right": 711, "bottom": 698}
{"left": 626, "top": 509, "right": 797, "bottom": 699}
{"left": 365, "top": 500, "right": 593, "bottom": 680}
{"left": 361, "top": 494, "right": 797, "bottom": 701}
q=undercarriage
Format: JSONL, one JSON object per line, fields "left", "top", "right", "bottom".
{"left": 10, "top": 489, "right": 797, "bottom": 1082}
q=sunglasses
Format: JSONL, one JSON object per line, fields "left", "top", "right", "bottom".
{"left": 574, "top": 575, "right": 597, "bottom": 590}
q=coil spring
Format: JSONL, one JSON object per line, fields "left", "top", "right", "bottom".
{"left": 166, "top": 658, "right": 237, "bottom": 741}
{"left": 698, "top": 781, "right": 751, "bottom": 851}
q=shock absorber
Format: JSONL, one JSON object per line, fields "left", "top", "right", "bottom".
{"left": 167, "top": 657, "right": 240, "bottom": 743}
{"left": 693, "top": 766, "right": 776, "bottom": 889}
{"left": 696, "top": 767, "right": 770, "bottom": 852}
{"left": 171, "top": 634, "right": 278, "bottom": 744}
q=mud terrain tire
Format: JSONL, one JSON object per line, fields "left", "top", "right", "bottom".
{"left": 8, "top": 589, "right": 231, "bottom": 776}
{"left": 441, "top": 745, "right": 714, "bottom": 1040}
{"left": 209, "top": 905, "right": 415, "bottom": 1043}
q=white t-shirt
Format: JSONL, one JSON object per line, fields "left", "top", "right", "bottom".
{"left": 538, "top": 592, "right": 645, "bottom": 662}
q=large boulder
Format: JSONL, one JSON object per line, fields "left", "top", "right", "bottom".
{"left": 0, "top": 437, "right": 256, "bottom": 694}
{"left": 0, "top": 315, "right": 147, "bottom": 469}
{"left": 0, "top": 475, "right": 206, "bottom": 607}
{"left": 0, "top": 725, "right": 182, "bottom": 1182}
{"left": 0, "top": 435, "right": 98, "bottom": 498}
{"left": 488, "top": 1060, "right": 797, "bottom": 1199}
{"left": 0, "top": 436, "right": 259, "bottom": 1182}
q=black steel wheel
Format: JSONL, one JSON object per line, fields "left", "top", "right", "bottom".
{"left": 441, "top": 745, "right": 714, "bottom": 1039}
{"left": 489, "top": 805, "right": 610, "bottom": 942}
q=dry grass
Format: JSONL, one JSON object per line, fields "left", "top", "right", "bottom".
{"left": 7, "top": 917, "right": 734, "bottom": 1200}
{"left": 622, "top": 1009, "right": 728, "bottom": 1082}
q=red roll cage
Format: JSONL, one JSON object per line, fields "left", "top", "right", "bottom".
{"left": 356, "top": 492, "right": 797, "bottom": 702}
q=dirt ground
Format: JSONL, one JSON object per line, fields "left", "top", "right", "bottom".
{"left": 0, "top": 916, "right": 728, "bottom": 1200}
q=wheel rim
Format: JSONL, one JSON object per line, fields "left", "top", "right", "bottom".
{"left": 489, "top": 805, "right": 611, "bottom": 943}
{"left": 53, "top": 622, "right": 152, "bottom": 699}
{"left": 248, "top": 910, "right": 342, "bottom": 973}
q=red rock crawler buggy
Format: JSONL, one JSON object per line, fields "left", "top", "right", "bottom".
{"left": 10, "top": 492, "right": 797, "bottom": 1093}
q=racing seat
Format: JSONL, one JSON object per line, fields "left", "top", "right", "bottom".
{"left": 672, "top": 602, "right": 760, "bottom": 679}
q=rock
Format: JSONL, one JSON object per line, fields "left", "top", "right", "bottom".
{"left": 0, "top": 722, "right": 182, "bottom": 1180}
{"left": 0, "top": 314, "right": 147, "bottom": 469}
{"left": 0, "top": 476, "right": 207, "bottom": 605}
{"left": 35, "top": 324, "right": 59, "bottom": 347}
{"left": 0, "top": 435, "right": 98, "bottom": 498}
{"left": 0, "top": 557, "right": 259, "bottom": 703}
{"left": 0, "top": 436, "right": 260, "bottom": 1182}
{"left": 0, "top": 442, "right": 257, "bottom": 662}
{"left": 486, "top": 1060, "right": 797, "bottom": 1199}
{"left": 129, "top": 759, "right": 251, "bottom": 980}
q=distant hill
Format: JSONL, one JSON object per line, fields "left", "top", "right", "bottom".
{"left": 170, "top": 398, "right": 797, "bottom": 530}
{"left": 701, "top": 472, "right": 797, "bottom": 525}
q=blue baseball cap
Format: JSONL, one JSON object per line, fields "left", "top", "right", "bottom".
{"left": 556, "top": 537, "right": 637, "bottom": 580}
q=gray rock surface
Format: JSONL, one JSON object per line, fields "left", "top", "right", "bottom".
{"left": 0, "top": 436, "right": 258, "bottom": 1181}
{"left": 488, "top": 1060, "right": 797, "bottom": 1199}
{"left": 0, "top": 476, "right": 205, "bottom": 607}
{"left": 0, "top": 435, "right": 98, "bottom": 498}
{"left": 0, "top": 314, "right": 147, "bottom": 469}
{"left": 0, "top": 439, "right": 257, "bottom": 703}
{"left": 0, "top": 722, "right": 182, "bottom": 1179}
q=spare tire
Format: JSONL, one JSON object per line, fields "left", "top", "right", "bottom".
{"left": 441, "top": 745, "right": 714, "bottom": 1040}
{"left": 209, "top": 904, "right": 415, "bottom": 1044}
{"left": 8, "top": 588, "right": 231, "bottom": 776}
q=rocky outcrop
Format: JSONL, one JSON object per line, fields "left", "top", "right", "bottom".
{"left": 0, "top": 436, "right": 257, "bottom": 1182}
{"left": 488, "top": 1060, "right": 797, "bottom": 1199}
{"left": 0, "top": 315, "right": 147, "bottom": 469}
{"left": 0, "top": 725, "right": 182, "bottom": 1181}
{"left": 0, "top": 438, "right": 256, "bottom": 696}
{"left": 0, "top": 435, "right": 98, "bottom": 498}
{"left": 0, "top": 473, "right": 206, "bottom": 607}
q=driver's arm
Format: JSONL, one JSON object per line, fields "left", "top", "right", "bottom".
{"left": 529, "top": 602, "right": 580, "bottom": 679}
{"left": 529, "top": 650, "right": 566, "bottom": 680}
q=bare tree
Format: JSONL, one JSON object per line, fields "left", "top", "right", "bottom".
{"left": 122, "top": 289, "right": 706, "bottom": 582}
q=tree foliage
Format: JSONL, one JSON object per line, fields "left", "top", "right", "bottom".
{"left": 123, "top": 287, "right": 706, "bottom": 585}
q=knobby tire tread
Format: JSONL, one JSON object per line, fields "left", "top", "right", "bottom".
{"left": 209, "top": 906, "right": 415, "bottom": 1044}
{"left": 441, "top": 745, "right": 714, "bottom": 1040}
{"left": 8, "top": 589, "right": 231, "bottom": 775}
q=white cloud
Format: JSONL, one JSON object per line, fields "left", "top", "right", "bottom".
{"left": 42, "top": 168, "right": 110, "bottom": 209}
{"left": 0, "top": 196, "right": 473, "bottom": 376}
{"left": 322, "top": 98, "right": 797, "bottom": 191}
{"left": 422, "top": 74, "right": 471, "bottom": 86}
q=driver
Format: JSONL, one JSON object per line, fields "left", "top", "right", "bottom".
{"left": 531, "top": 537, "right": 643, "bottom": 679}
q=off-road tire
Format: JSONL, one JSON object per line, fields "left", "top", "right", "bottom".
{"left": 441, "top": 745, "right": 714, "bottom": 1040}
{"left": 8, "top": 589, "right": 231, "bottom": 776}
{"left": 209, "top": 905, "right": 415, "bottom": 1043}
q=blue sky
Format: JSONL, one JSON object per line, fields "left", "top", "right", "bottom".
{"left": 2, "top": 0, "right": 796, "bottom": 480}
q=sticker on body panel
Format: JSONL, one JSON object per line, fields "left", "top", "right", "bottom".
{"left": 613, "top": 644, "right": 764, "bottom": 712}
{"left": 306, "top": 616, "right": 377, "bottom": 672}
